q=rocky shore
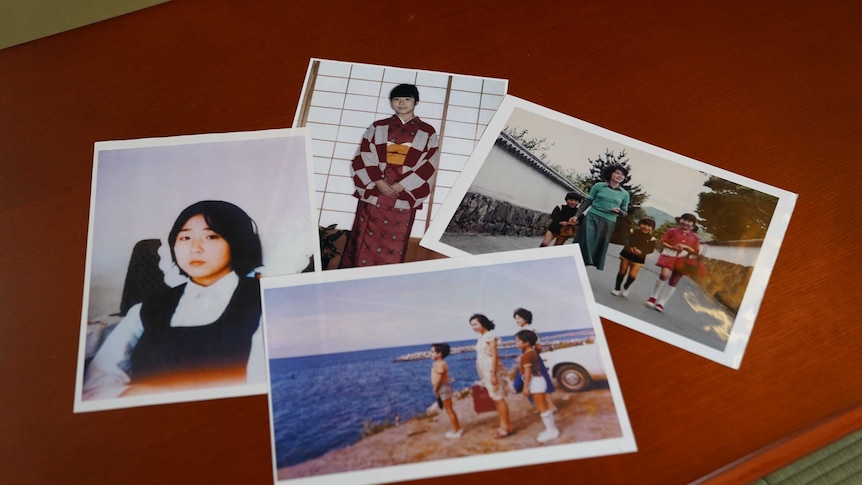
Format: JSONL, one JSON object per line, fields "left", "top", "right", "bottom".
{"left": 277, "top": 384, "right": 622, "bottom": 481}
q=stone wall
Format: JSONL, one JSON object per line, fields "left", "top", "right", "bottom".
{"left": 445, "top": 192, "right": 550, "bottom": 237}
{"left": 446, "top": 192, "right": 752, "bottom": 315}
{"left": 690, "top": 257, "right": 753, "bottom": 314}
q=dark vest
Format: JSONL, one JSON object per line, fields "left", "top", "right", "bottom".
{"left": 129, "top": 277, "right": 261, "bottom": 381}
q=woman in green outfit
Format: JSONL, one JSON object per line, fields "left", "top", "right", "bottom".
{"left": 574, "top": 164, "right": 630, "bottom": 270}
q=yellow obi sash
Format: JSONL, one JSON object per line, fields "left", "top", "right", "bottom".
{"left": 385, "top": 143, "right": 410, "bottom": 166}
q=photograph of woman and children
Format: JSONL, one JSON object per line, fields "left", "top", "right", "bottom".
{"left": 260, "top": 247, "right": 635, "bottom": 485}
{"left": 74, "top": 129, "right": 319, "bottom": 413}
{"left": 421, "top": 96, "right": 796, "bottom": 369}
{"left": 292, "top": 59, "right": 508, "bottom": 270}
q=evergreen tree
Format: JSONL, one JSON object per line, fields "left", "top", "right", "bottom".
{"left": 578, "top": 149, "right": 648, "bottom": 218}
{"left": 576, "top": 149, "right": 650, "bottom": 244}
{"left": 696, "top": 176, "right": 778, "bottom": 241}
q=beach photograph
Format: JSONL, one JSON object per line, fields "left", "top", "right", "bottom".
{"left": 74, "top": 129, "right": 318, "bottom": 413}
{"left": 421, "top": 96, "right": 797, "bottom": 369}
{"left": 261, "top": 246, "right": 636, "bottom": 484}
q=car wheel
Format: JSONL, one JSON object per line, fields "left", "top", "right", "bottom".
{"left": 556, "top": 364, "right": 592, "bottom": 392}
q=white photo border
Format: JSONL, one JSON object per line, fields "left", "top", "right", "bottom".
{"left": 74, "top": 128, "right": 319, "bottom": 413}
{"left": 292, "top": 58, "right": 509, "bottom": 263}
{"left": 261, "top": 245, "right": 636, "bottom": 485}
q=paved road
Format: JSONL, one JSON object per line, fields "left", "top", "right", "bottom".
{"left": 439, "top": 233, "right": 733, "bottom": 351}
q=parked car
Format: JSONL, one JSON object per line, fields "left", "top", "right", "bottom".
{"left": 541, "top": 344, "right": 606, "bottom": 392}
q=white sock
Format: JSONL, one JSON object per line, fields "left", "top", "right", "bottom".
{"left": 651, "top": 279, "right": 666, "bottom": 299}
{"left": 541, "top": 410, "right": 558, "bottom": 433}
{"left": 658, "top": 285, "right": 676, "bottom": 305}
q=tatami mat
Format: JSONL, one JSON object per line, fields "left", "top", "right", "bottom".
{"left": 0, "top": 0, "right": 168, "bottom": 49}
{"left": 753, "top": 430, "right": 862, "bottom": 484}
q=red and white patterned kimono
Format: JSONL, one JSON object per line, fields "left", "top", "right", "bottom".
{"left": 339, "top": 115, "right": 439, "bottom": 268}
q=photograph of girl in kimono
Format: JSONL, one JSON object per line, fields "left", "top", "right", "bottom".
{"left": 339, "top": 83, "right": 440, "bottom": 268}
{"left": 83, "top": 200, "right": 265, "bottom": 400}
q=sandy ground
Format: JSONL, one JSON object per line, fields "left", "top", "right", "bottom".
{"left": 277, "top": 385, "right": 622, "bottom": 480}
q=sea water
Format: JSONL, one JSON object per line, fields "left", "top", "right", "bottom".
{"left": 270, "top": 329, "right": 593, "bottom": 468}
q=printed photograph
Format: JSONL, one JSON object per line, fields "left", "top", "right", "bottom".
{"left": 261, "top": 246, "right": 636, "bottom": 485}
{"left": 74, "top": 129, "right": 318, "bottom": 412}
{"left": 421, "top": 96, "right": 797, "bottom": 369}
{"left": 293, "top": 58, "right": 508, "bottom": 269}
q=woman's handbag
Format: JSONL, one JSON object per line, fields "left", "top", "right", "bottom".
{"left": 553, "top": 205, "right": 576, "bottom": 238}
{"left": 675, "top": 254, "right": 707, "bottom": 277}
{"left": 557, "top": 224, "right": 575, "bottom": 238}
{"left": 471, "top": 384, "right": 496, "bottom": 413}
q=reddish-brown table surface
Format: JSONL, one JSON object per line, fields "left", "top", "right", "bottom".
{"left": 2, "top": 1, "right": 860, "bottom": 484}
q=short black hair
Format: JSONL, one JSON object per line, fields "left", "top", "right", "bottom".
{"left": 675, "top": 213, "right": 699, "bottom": 232}
{"left": 513, "top": 307, "right": 533, "bottom": 324}
{"left": 389, "top": 83, "right": 420, "bottom": 102}
{"left": 516, "top": 329, "right": 538, "bottom": 346}
{"left": 469, "top": 313, "right": 495, "bottom": 331}
{"left": 601, "top": 163, "right": 629, "bottom": 182}
{"left": 565, "top": 191, "right": 582, "bottom": 202}
{"left": 431, "top": 343, "right": 451, "bottom": 358}
{"left": 168, "top": 200, "right": 263, "bottom": 277}
{"left": 637, "top": 217, "right": 656, "bottom": 229}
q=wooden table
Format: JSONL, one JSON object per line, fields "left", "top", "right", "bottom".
{"left": 2, "top": 1, "right": 860, "bottom": 483}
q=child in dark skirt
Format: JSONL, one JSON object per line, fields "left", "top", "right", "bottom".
{"left": 611, "top": 217, "right": 656, "bottom": 297}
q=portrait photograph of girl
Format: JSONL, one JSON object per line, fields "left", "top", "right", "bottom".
{"left": 292, "top": 59, "right": 508, "bottom": 269}
{"left": 74, "top": 129, "right": 318, "bottom": 412}
{"left": 260, "top": 247, "right": 634, "bottom": 485}
{"left": 421, "top": 96, "right": 797, "bottom": 369}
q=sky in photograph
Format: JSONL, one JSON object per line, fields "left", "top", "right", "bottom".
{"left": 505, "top": 107, "right": 710, "bottom": 218}
{"left": 263, "top": 256, "right": 595, "bottom": 358}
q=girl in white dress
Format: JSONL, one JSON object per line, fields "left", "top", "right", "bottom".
{"left": 470, "top": 313, "right": 512, "bottom": 438}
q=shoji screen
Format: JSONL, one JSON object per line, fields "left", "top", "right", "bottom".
{"left": 297, "top": 59, "right": 506, "bottom": 238}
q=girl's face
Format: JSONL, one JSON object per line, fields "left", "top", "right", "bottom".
{"left": 566, "top": 198, "right": 579, "bottom": 208}
{"left": 391, "top": 96, "right": 416, "bottom": 118}
{"left": 678, "top": 218, "right": 694, "bottom": 231}
{"left": 610, "top": 169, "right": 626, "bottom": 184}
{"left": 174, "top": 214, "right": 232, "bottom": 286}
{"left": 514, "top": 314, "right": 528, "bottom": 328}
{"left": 639, "top": 223, "right": 653, "bottom": 233}
{"left": 430, "top": 347, "right": 441, "bottom": 361}
{"left": 469, "top": 318, "right": 485, "bottom": 334}
{"left": 515, "top": 337, "right": 529, "bottom": 351}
